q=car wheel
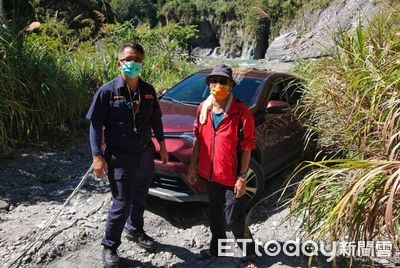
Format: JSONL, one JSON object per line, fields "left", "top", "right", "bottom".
{"left": 245, "top": 159, "right": 265, "bottom": 208}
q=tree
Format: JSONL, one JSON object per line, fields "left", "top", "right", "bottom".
{"left": 109, "top": 0, "right": 159, "bottom": 27}
{"left": 0, "top": 0, "right": 6, "bottom": 24}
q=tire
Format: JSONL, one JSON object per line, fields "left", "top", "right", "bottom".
{"left": 244, "top": 159, "right": 265, "bottom": 209}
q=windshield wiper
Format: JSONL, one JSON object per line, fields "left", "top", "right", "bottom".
{"left": 162, "top": 97, "right": 197, "bottom": 105}
{"left": 162, "top": 96, "right": 182, "bottom": 104}
{"left": 180, "top": 101, "right": 199, "bottom": 105}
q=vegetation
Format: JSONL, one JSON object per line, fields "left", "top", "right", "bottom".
{"left": 0, "top": 15, "right": 197, "bottom": 152}
{"left": 0, "top": 23, "right": 87, "bottom": 151}
{"left": 288, "top": 4, "right": 400, "bottom": 251}
{"left": 2, "top": 0, "right": 338, "bottom": 58}
{"left": 108, "top": 0, "right": 162, "bottom": 26}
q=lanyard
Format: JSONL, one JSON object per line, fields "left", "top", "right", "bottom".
{"left": 127, "top": 84, "right": 140, "bottom": 134}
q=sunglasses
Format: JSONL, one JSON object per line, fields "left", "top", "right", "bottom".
{"left": 209, "top": 77, "right": 231, "bottom": 85}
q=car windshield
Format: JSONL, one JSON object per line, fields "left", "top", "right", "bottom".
{"left": 160, "top": 73, "right": 263, "bottom": 106}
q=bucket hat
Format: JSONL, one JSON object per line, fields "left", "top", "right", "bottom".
{"left": 205, "top": 64, "right": 236, "bottom": 87}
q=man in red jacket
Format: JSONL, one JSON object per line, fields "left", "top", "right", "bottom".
{"left": 187, "top": 64, "right": 257, "bottom": 267}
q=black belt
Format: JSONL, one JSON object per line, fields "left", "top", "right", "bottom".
{"left": 107, "top": 142, "right": 150, "bottom": 153}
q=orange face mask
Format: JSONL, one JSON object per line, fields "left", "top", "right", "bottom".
{"left": 210, "top": 84, "right": 230, "bottom": 100}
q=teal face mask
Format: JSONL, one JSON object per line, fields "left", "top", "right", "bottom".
{"left": 121, "top": 61, "right": 143, "bottom": 79}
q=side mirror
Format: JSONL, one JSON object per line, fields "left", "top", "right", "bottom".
{"left": 266, "top": 100, "right": 289, "bottom": 114}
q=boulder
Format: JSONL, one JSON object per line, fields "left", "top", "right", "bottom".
{"left": 0, "top": 200, "right": 9, "bottom": 211}
{"left": 191, "top": 47, "right": 213, "bottom": 57}
{"left": 265, "top": 32, "right": 300, "bottom": 61}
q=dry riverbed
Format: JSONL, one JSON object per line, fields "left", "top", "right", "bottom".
{"left": 0, "top": 136, "right": 306, "bottom": 268}
{"left": 0, "top": 135, "right": 391, "bottom": 268}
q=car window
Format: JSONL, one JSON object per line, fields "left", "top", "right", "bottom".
{"left": 268, "top": 80, "right": 287, "bottom": 102}
{"left": 161, "top": 73, "right": 263, "bottom": 106}
{"left": 162, "top": 73, "right": 209, "bottom": 104}
{"left": 268, "top": 77, "right": 303, "bottom": 105}
{"left": 283, "top": 78, "right": 303, "bottom": 105}
{"left": 232, "top": 78, "right": 263, "bottom": 107}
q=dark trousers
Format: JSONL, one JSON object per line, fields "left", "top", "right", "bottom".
{"left": 206, "top": 180, "right": 255, "bottom": 257}
{"left": 101, "top": 143, "right": 154, "bottom": 249}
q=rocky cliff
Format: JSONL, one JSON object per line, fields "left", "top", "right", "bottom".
{"left": 191, "top": 13, "right": 270, "bottom": 60}
{"left": 192, "top": 0, "right": 380, "bottom": 61}
{"left": 265, "top": 0, "right": 380, "bottom": 61}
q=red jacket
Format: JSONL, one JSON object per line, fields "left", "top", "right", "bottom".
{"left": 193, "top": 96, "right": 256, "bottom": 187}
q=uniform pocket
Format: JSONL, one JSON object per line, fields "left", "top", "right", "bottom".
{"left": 111, "top": 100, "right": 128, "bottom": 108}
{"left": 141, "top": 99, "right": 154, "bottom": 106}
{"left": 105, "top": 149, "right": 140, "bottom": 169}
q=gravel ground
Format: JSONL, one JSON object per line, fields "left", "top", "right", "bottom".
{"left": 1, "top": 136, "right": 391, "bottom": 268}
{"left": 0, "top": 134, "right": 312, "bottom": 268}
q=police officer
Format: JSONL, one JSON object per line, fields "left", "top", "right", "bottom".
{"left": 86, "top": 42, "right": 168, "bottom": 268}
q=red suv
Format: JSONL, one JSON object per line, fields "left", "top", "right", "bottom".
{"left": 150, "top": 68, "right": 305, "bottom": 207}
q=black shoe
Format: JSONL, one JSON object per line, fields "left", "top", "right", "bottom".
{"left": 245, "top": 254, "right": 257, "bottom": 268}
{"left": 198, "top": 249, "right": 217, "bottom": 260}
{"left": 102, "top": 247, "right": 119, "bottom": 268}
{"left": 125, "top": 229, "right": 155, "bottom": 250}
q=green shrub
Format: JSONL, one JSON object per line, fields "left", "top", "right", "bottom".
{"left": 0, "top": 19, "right": 198, "bottom": 152}
{"left": 288, "top": 5, "right": 400, "bottom": 251}
{"left": 99, "top": 22, "right": 198, "bottom": 89}
{"left": 109, "top": 0, "right": 159, "bottom": 26}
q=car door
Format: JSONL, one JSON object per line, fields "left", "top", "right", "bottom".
{"left": 254, "top": 75, "right": 304, "bottom": 177}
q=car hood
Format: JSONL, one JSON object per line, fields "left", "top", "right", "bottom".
{"left": 159, "top": 100, "right": 198, "bottom": 133}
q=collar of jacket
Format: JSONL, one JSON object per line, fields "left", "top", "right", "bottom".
{"left": 114, "top": 75, "right": 143, "bottom": 92}
{"left": 200, "top": 94, "right": 240, "bottom": 124}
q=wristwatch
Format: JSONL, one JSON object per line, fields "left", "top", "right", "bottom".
{"left": 238, "top": 172, "right": 247, "bottom": 178}
{"left": 237, "top": 172, "right": 247, "bottom": 182}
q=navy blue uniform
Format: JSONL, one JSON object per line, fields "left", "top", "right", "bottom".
{"left": 86, "top": 76, "right": 164, "bottom": 250}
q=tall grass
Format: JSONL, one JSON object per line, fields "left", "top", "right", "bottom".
{"left": 0, "top": 20, "right": 197, "bottom": 153}
{"left": 0, "top": 24, "right": 88, "bottom": 151}
{"left": 288, "top": 3, "right": 400, "bottom": 254}
{"left": 289, "top": 160, "right": 400, "bottom": 241}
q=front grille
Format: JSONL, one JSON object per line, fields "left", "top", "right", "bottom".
{"left": 151, "top": 174, "right": 191, "bottom": 193}
{"left": 154, "top": 152, "right": 181, "bottom": 162}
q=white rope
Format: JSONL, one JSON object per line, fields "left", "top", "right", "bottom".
{"left": 6, "top": 165, "right": 94, "bottom": 268}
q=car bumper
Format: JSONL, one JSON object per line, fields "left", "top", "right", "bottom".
{"left": 150, "top": 135, "right": 207, "bottom": 203}
{"left": 148, "top": 186, "right": 208, "bottom": 202}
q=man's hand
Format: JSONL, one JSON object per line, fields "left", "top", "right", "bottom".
{"left": 187, "top": 138, "right": 200, "bottom": 185}
{"left": 159, "top": 141, "right": 168, "bottom": 165}
{"left": 160, "top": 147, "right": 168, "bottom": 165}
{"left": 234, "top": 178, "right": 246, "bottom": 198}
{"left": 93, "top": 155, "right": 108, "bottom": 180}
{"left": 187, "top": 166, "right": 198, "bottom": 185}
